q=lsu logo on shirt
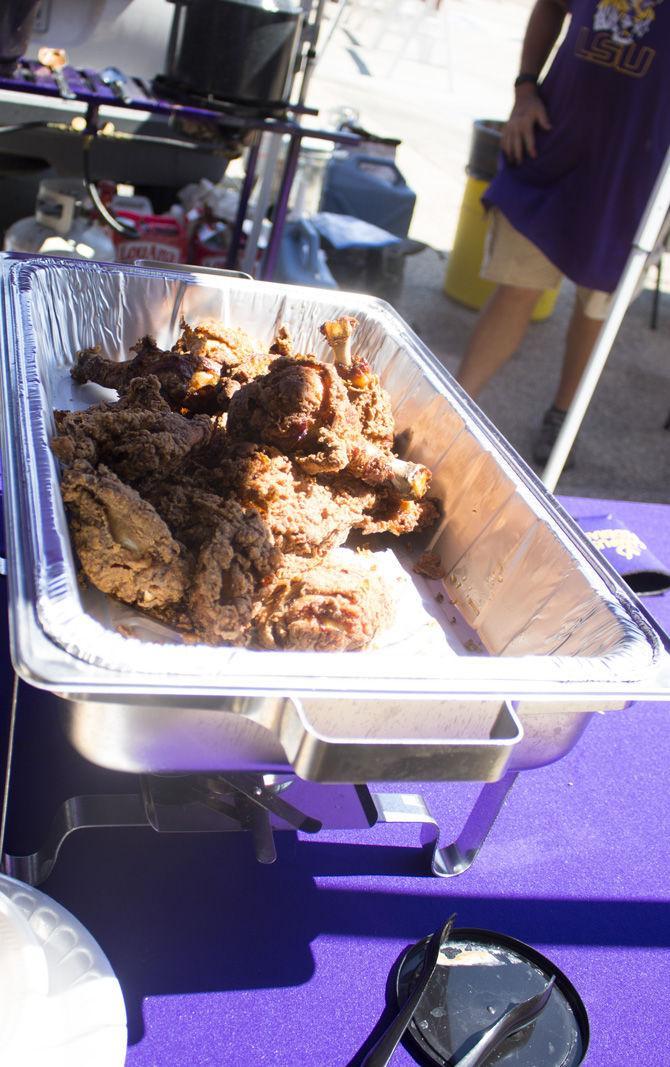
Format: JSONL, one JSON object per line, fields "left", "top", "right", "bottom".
{"left": 594, "top": 0, "right": 663, "bottom": 43}
{"left": 575, "top": 0, "right": 664, "bottom": 75}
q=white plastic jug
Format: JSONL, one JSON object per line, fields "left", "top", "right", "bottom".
{"left": 274, "top": 217, "right": 337, "bottom": 288}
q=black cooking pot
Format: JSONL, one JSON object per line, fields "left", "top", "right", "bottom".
{"left": 0, "top": 0, "right": 41, "bottom": 75}
{"left": 162, "top": 0, "right": 304, "bottom": 110}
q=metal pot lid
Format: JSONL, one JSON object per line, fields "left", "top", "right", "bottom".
{"left": 395, "top": 927, "right": 589, "bottom": 1066}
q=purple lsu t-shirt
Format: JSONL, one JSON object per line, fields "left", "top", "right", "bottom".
{"left": 484, "top": 0, "right": 670, "bottom": 292}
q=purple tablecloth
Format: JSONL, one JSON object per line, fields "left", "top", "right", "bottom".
{"left": 3, "top": 497, "right": 670, "bottom": 1067}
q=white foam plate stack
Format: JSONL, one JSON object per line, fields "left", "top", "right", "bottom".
{"left": 0, "top": 874, "right": 127, "bottom": 1066}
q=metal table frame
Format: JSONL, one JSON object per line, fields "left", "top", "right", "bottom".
{"left": 0, "top": 60, "right": 359, "bottom": 278}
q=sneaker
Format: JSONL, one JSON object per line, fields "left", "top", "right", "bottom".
{"left": 532, "top": 406, "right": 575, "bottom": 469}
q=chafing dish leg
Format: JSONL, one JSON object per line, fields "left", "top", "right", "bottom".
{"left": 371, "top": 773, "right": 519, "bottom": 877}
{"left": 238, "top": 801, "right": 277, "bottom": 865}
{"left": 1, "top": 793, "right": 150, "bottom": 886}
{"left": 1, "top": 777, "right": 519, "bottom": 884}
{"left": 1, "top": 773, "right": 322, "bottom": 884}
{"left": 141, "top": 773, "right": 324, "bottom": 866}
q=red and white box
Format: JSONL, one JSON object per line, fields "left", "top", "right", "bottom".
{"left": 113, "top": 212, "right": 188, "bottom": 265}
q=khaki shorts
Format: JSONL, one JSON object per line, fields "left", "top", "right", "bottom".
{"left": 481, "top": 209, "right": 612, "bottom": 321}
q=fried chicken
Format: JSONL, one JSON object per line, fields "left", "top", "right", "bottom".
{"left": 268, "top": 324, "right": 294, "bottom": 358}
{"left": 413, "top": 551, "right": 446, "bottom": 579}
{"left": 72, "top": 318, "right": 279, "bottom": 416}
{"left": 336, "top": 359, "right": 395, "bottom": 450}
{"left": 187, "top": 500, "right": 281, "bottom": 644}
{"left": 60, "top": 462, "right": 190, "bottom": 611}
{"left": 226, "top": 356, "right": 353, "bottom": 466}
{"left": 226, "top": 356, "right": 430, "bottom": 499}
{"left": 319, "top": 316, "right": 358, "bottom": 362}
{"left": 175, "top": 319, "right": 276, "bottom": 412}
{"left": 141, "top": 480, "right": 240, "bottom": 552}
{"left": 52, "top": 376, "right": 212, "bottom": 483}
{"left": 196, "top": 441, "right": 361, "bottom": 565}
{"left": 56, "top": 314, "right": 439, "bottom": 652}
{"left": 141, "top": 439, "right": 437, "bottom": 589}
{"left": 321, "top": 317, "right": 395, "bottom": 450}
{"left": 254, "top": 556, "right": 394, "bottom": 651}
{"left": 325, "top": 474, "right": 440, "bottom": 538}
{"left": 72, "top": 338, "right": 203, "bottom": 409}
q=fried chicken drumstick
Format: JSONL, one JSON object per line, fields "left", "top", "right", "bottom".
{"left": 187, "top": 500, "right": 280, "bottom": 645}
{"left": 72, "top": 318, "right": 283, "bottom": 415}
{"left": 52, "top": 375, "right": 212, "bottom": 483}
{"left": 183, "top": 441, "right": 437, "bottom": 568}
{"left": 226, "top": 356, "right": 430, "bottom": 499}
{"left": 321, "top": 316, "right": 395, "bottom": 450}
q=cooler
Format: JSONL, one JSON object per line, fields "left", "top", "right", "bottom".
{"left": 320, "top": 154, "right": 416, "bottom": 239}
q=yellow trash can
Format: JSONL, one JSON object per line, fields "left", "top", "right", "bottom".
{"left": 444, "top": 123, "right": 560, "bottom": 323}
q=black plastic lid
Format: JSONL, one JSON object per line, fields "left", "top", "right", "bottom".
{"left": 396, "top": 927, "right": 589, "bottom": 1066}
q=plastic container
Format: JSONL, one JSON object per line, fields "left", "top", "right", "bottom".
{"left": 110, "top": 193, "right": 154, "bottom": 216}
{"left": 467, "top": 119, "right": 505, "bottom": 181}
{"left": 321, "top": 154, "right": 416, "bottom": 239}
{"left": 444, "top": 175, "right": 560, "bottom": 322}
{"left": 191, "top": 217, "right": 231, "bottom": 269}
{"left": 444, "top": 121, "right": 560, "bottom": 322}
{"left": 289, "top": 138, "right": 336, "bottom": 219}
{"left": 274, "top": 218, "right": 337, "bottom": 288}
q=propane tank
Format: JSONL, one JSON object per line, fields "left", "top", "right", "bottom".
{"left": 3, "top": 178, "right": 116, "bottom": 261}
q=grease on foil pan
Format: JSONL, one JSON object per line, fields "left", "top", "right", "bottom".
{"left": 1, "top": 256, "right": 662, "bottom": 695}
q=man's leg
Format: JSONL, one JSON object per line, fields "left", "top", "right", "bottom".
{"left": 456, "top": 284, "right": 541, "bottom": 398}
{"left": 552, "top": 297, "right": 603, "bottom": 410}
{"left": 533, "top": 294, "right": 604, "bottom": 465}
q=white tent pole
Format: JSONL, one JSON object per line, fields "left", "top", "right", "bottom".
{"left": 541, "top": 144, "right": 670, "bottom": 493}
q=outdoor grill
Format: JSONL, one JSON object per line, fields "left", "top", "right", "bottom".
{"left": 1, "top": 253, "right": 669, "bottom": 886}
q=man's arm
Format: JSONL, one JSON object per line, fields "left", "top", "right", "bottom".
{"left": 501, "top": 0, "right": 570, "bottom": 164}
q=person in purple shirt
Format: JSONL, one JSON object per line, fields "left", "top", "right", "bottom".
{"left": 456, "top": 0, "right": 670, "bottom": 465}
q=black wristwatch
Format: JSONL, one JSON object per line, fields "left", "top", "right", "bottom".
{"left": 514, "top": 72, "right": 539, "bottom": 88}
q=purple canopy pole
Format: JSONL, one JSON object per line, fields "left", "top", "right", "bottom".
{"left": 226, "top": 136, "right": 261, "bottom": 270}
{"left": 260, "top": 133, "right": 302, "bottom": 281}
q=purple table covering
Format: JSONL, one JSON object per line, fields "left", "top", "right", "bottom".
{"left": 3, "top": 497, "right": 670, "bottom": 1067}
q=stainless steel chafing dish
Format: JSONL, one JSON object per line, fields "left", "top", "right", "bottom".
{"left": 1, "top": 253, "right": 668, "bottom": 881}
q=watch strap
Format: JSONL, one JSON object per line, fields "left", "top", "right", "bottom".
{"left": 514, "top": 72, "right": 539, "bottom": 88}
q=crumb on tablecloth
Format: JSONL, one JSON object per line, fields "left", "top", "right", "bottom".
{"left": 413, "top": 550, "right": 446, "bottom": 580}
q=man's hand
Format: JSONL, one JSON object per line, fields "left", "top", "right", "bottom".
{"left": 501, "top": 83, "right": 552, "bottom": 164}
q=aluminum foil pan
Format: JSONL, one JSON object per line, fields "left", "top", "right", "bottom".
{"left": 1, "top": 253, "right": 668, "bottom": 781}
